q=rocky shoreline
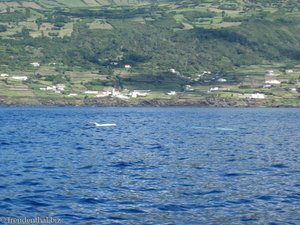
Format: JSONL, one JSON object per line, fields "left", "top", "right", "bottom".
{"left": 0, "top": 96, "right": 298, "bottom": 107}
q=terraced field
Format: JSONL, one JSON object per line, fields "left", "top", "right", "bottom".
{"left": 54, "top": 0, "right": 87, "bottom": 7}
{"left": 83, "top": 0, "right": 100, "bottom": 7}
{"left": 0, "top": 0, "right": 164, "bottom": 9}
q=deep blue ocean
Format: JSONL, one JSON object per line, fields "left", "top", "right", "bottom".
{"left": 0, "top": 107, "right": 299, "bottom": 224}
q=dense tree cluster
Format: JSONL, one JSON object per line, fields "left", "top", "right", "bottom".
{"left": 0, "top": 1, "right": 300, "bottom": 74}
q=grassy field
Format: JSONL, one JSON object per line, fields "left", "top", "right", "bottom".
{"left": 21, "top": 2, "right": 41, "bottom": 9}
{"left": 0, "top": 0, "right": 287, "bottom": 41}
{"left": 36, "top": 0, "right": 61, "bottom": 8}
{"left": 0, "top": 80, "right": 33, "bottom": 97}
{"left": 0, "top": 0, "right": 299, "bottom": 105}
{"left": 54, "top": 0, "right": 87, "bottom": 7}
{"left": 83, "top": 0, "right": 100, "bottom": 7}
{"left": 0, "top": 63, "right": 299, "bottom": 105}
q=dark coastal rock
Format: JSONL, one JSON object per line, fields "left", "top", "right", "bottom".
{"left": 0, "top": 96, "right": 292, "bottom": 107}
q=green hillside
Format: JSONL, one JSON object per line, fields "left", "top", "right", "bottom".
{"left": 0, "top": 0, "right": 299, "bottom": 106}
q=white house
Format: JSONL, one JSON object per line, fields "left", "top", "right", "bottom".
{"left": 243, "top": 93, "right": 265, "bottom": 99}
{"left": 56, "top": 84, "right": 65, "bottom": 91}
{"left": 130, "top": 90, "right": 150, "bottom": 98}
{"left": 40, "top": 85, "right": 64, "bottom": 93}
{"left": 116, "top": 94, "right": 130, "bottom": 99}
{"left": 263, "top": 84, "right": 272, "bottom": 88}
{"left": 265, "top": 80, "right": 281, "bottom": 85}
{"left": 110, "top": 62, "right": 118, "bottom": 66}
{"left": 46, "top": 86, "right": 56, "bottom": 91}
{"left": 197, "top": 71, "right": 211, "bottom": 77}
{"left": 11, "top": 76, "right": 28, "bottom": 81}
{"left": 0, "top": 73, "right": 9, "bottom": 77}
{"left": 285, "top": 69, "right": 294, "bottom": 73}
{"left": 209, "top": 87, "right": 230, "bottom": 92}
{"left": 217, "top": 78, "right": 227, "bottom": 83}
{"left": 84, "top": 91, "right": 99, "bottom": 94}
{"left": 265, "top": 70, "right": 275, "bottom": 76}
{"left": 185, "top": 85, "right": 194, "bottom": 91}
{"left": 96, "top": 88, "right": 129, "bottom": 98}
{"left": 67, "top": 93, "right": 78, "bottom": 97}
{"left": 96, "top": 91, "right": 111, "bottom": 98}
{"left": 111, "top": 88, "right": 130, "bottom": 99}
{"left": 124, "top": 64, "right": 131, "bottom": 69}
{"left": 170, "top": 68, "right": 176, "bottom": 74}
{"left": 30, "top": 62, "right": 40, "bottom": 67}
{"left": 209, "top": 87, "right": 219, "bottom": 92}
{"left": 169, "top": 68, "right": 180, "bottom": 76}
{"left": 167, "top": 91, "right": 176, "bottom": 96}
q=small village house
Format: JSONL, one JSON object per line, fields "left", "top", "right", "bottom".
{"left": 67, "top": 93, "right": 78, "bottom": 97}
{"left": 185, "top": 85, "right": 194, "bottom": 91}
{"left": 170, "top": 68, "right": 176, "bottom": 74}
{"left": 96, "top": 91, "right": 111, "bottom": 98}
{"left": 265, "top": 70, "right": 275, "bottom": 76}
{"left": 130, "top": 90, "right": 150, "bottom": 98}
{"left": 265, "top": 80, "right": 281, "bottom": 85}
{"left": 84, "top": 91, "right": 99, "bottom": 95}
{"left": 30, "top": 62, "right": 40, "bottom": 67}
{"left": 11, "top": 76, "right": 28, "bottom": 81}
{"left": 40, "top": 84, "right": 65, "bottom": 93}
{"left": 46, "top": 86, "right": 56, "bottom": 91}
{"left": 210, "top": 87, "right": 219, "bottom": 92}
{"left": 217, "top": 78, "right": 227, "bottom": 83}
{"left": 209, "top": 87, "right": 230, "bottom": 92}
{"left": 263, "top": 84, "right": 272, "bottom": 88}
{"left": 56, "top": 84, "right": 66, "bottom": 92}
{"left": 242, "top": 93, "right": 265, "bottom": 99}
{"left": 167, "top": 91, "right": 176, "bottom": 96}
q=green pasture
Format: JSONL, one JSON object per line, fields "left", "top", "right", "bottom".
{"left": 54, "top": 0, "right": 87, "bottom": 8}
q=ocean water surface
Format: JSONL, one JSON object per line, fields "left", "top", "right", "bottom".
{"left": 0, "top": 107, "right": 299, "bottom": 224}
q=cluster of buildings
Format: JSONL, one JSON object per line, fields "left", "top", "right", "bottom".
{"left": 209, "top": 87, "right": 230, "bottom": 92}
{"left": 39, "top": 84, "right": 151, "bottom": 99}
{"left": 1, "top": 61, "right": 149, "bottom": 99}
{"left": 205, "top": 69, "right": 299, "bottom": 99}
{"left": 109, "top": 62, "right": 132, "bottom": 69}
{"left": 1, "top": 73, "right": 28, "bottom": 81}
{"left": 0, "top": 61, "right": 39, "bottom": 81}
{"left": 93, "top": 88, "right": 150, "bottom": 99}
{"left": 1, "top": 63, "right": 299, "bottom": 101}
{"left": 170, "top": 68, "right": 180, "bottom": 76}
{"left": 30, "top": 62, "right": 40, "bottom": 67}
{"left": 240, "top": 93, "right": 266, "bottom": 99}
{"left": 39, "top": 84, "right": 66, "bottom": 94}
{"left": 39, "top": 85, "right": 151, "bottom": 99}
{"left": 264, "top": 70, "right": 281, "bottom": 87}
